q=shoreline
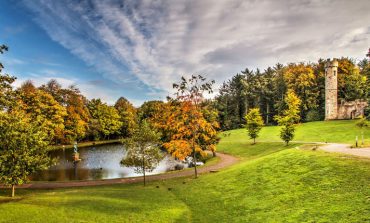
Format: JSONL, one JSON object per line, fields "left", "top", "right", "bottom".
{"left": 50, "top": 139, "right": 121, "bottom": 151}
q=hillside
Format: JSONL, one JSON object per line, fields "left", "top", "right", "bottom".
{"left": 0, "top": 120, "right": 369, "bottom": 222}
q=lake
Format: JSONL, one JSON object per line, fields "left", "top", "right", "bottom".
{"left": 31, "top": 143, "right": 186, "bottom": 181}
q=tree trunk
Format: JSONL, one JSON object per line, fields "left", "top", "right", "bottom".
{"left": 192, "top": 139, "right": 198, "bottom": 179}
{"left": 142, "top": 158, "right": 146, "bottom": 186}
{"left": 212, "top": 151, "right": 216, "bottom": 157}
{"left": 253, "top": 138, "right": 256, "bottom": 144}
{"left": 11, "top": 185, "right": 15, "bottom": 197}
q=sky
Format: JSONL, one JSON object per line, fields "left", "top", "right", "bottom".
{"left": 0, "top": 0, "right": 369, "bottom": 106}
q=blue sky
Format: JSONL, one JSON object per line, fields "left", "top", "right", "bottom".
{"left": 1, "top": 0, "right": 369, "bottom": 106}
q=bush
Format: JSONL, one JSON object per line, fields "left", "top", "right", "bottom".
{"left": 305, "top": 110, "right": 322, "bottom": 122}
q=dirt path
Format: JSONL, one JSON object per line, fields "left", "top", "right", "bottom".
{"left": 11, "top": 153, "right": 239, "bottom": 189}
{"left": 319, "top": 143, "right": 370, "bottom": 159}
{"left": 262, "top": 140, "right": 370, "bottom": 159}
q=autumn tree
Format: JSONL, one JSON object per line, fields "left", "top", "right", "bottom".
{"left": 138, "top": 100, "right": 165, "bottom": 122}
{"left": 0, "top": 110, "right": 53, "bottom": 197}
{"left": 245, "top": 108, "right": 264, "bottom": 144}
{"left": 120, "top": 121, "right": 163, "bottom": 186}
{"left": 163, "top": 75, "right": 217, "bottom": 178}
{"left": 115, "top": 97, "right": 137, "bottom": 137}
{"left": 63, "top": 87, "right": 90, "bottom": 143}
{"left": 41, "top": 81, "right": 91, "bottom": 143}
{"left": 274, "top": 90, "right": 301, "bottom": 145}
{"left": 283, "top": 63, "right": 319, "bottom": 119}
{"left": 337, "top": 58, "right": 368, "bottom": 101}
{"left": 17, "top": 81, "right": 67, "bottom": 144}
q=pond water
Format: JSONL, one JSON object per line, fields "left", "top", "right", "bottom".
{"left": 30, "top": 143, "right": 187, "bottom": 181}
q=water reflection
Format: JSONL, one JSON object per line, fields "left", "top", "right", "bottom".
{"left": 31, "top": 143, "right": 185, "bottom": 181}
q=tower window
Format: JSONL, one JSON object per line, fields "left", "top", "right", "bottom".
{"left": 333, "top": 70, "right": 336, "bottom": 76}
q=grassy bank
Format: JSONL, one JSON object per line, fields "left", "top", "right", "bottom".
{"left": 0, "top": 120, "right": 369, "bottom": 222}
{"left": 51, "top": 139, "right": 121, "bottom": 151}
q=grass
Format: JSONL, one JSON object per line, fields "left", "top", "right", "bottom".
{"left": 0, "top": 120, "right": 369, "bottom": 222}
{"left": 51, "top": 139, "right": 121, "bottom": 150}
{"left": 221, "top": 119, "right": 370, "bottom": 146}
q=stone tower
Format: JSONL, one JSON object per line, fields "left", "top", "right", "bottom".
{"left": 325, "top": 59, "right": 338, "bottom": 120}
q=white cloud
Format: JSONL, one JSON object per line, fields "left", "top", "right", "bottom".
{"left": 22, "top": 0, "right": 370, "bottom": 99}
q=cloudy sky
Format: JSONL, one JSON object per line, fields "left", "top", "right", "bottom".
{"left": 0, "top": 0, "right": 369, "bottom": 106}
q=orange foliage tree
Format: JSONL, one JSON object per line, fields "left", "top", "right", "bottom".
{"left": 160, "top": 75, "right": 219, "bottom": 178}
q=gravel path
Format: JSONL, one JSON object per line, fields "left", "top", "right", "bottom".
{"left": 319, "top": 143, "right": 370, "bottom": 159}
{"left": 11, "top": 153, "right": 239, "bottom": 189}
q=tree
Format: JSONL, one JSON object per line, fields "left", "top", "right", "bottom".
{"left": 0, "top": 110, "right": 52, "bottom": 197}
{"left": 283, "top": 63, "right": 319, "bottom": 119}
{"left": 120, "top": 121, "right": 163, "bottom": 186}
{"left": 274, "top": 90, "right": 301, "bottom": 145}
{"left": 17, "top": 81, "right": 67, "bottom": 144}
{"left": 63, "top": 87, "right": 90, "bottom": 143}
{"left": 41, "top": 81, "right": 91, "bottom": 143}
{"left": 163, "top": 75, "right": 217, "bottom": 178}
{"left": 356, "top": 116, "right": 369, "bottom": 146}
{"left": 87, "top": 99, "right": 122, "bottom": 140}
{"left": 245, "top": 108, "right": 264, "bottom": 144}
{"left": 0, "top": 44, "right": 16, "bottom": 110}
{"left": 138, "top": 100, "right": 165, "bottom": 122}
{"left": 337, "top": 58, "right": 368, "bottom": 101}
{"left": 114, "top": 97, "right": 137, "bottom": 137}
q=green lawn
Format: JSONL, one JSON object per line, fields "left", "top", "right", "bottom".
{"left": 221, "top": 120, "right": 370, "bottom": 146}
{"left": 1, "top": 120, "right": 369, "bottom": 222}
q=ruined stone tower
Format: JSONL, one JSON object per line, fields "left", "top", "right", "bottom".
{"left": 325, "top": 59, "right": 338, "bottom": 120}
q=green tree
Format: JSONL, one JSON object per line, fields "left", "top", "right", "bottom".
{"left": 87, "top": 99, "right": 122, "bottom": 140}
{"left": 274, "top": 90, "right": 301, "bottom": 145}
{"left": 0, "top": 44, "right": 16, "bottom": 110}
{"left": 115, "top": 97, "right": 137, "bottom": 137}
{"left": 138, "top": 100, "right": 165, "bottom": 122}
{"left": 120, "top": 121, "right": 163, "bottom": 186}
{"left": 0, "top": 110, "right": 52, "bottom": 197}
{"left": 356, "top": 116, "right": 369, "bottom": 146}
{"left": 245, "top": 108, "right": 264, "bottom": 144}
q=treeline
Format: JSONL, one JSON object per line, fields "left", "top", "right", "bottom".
{"left": 0, "top": 77, "right": 139, "bottom": 144}
{"left": 2, "top": 43, "right": 370, "bottom": 142}
{"left": 213, "top": 57, "right": 370, "bottom": 130}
